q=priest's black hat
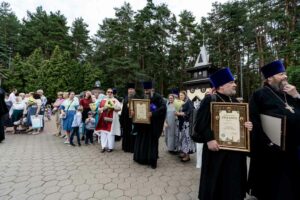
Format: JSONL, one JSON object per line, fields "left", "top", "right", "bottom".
{"left": 127, "top": 83, "right": 135, "bottom": 89}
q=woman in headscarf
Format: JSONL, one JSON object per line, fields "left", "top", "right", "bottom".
{"left": 176, "top": 91, "right": 196, "bottom": 162}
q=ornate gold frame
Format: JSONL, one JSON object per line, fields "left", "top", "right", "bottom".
{"left": 132, "top": 99, "right": 151, "bottom": 124}
{"left": 211, "top": 102, "right": 250, "bottom": 152}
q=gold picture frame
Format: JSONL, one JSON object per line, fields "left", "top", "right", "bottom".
{"left": 211, "top": 102, "right": 250, "bottom": 152}
{"left": 132, "top": 99, "right": 151, "bottom": 124}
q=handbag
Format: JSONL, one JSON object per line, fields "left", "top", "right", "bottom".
{"left": 59, "top": 113, "right": 66, "bottom": 119}
{"left": 31, "top": 115, "right": 43, "bottom": 129}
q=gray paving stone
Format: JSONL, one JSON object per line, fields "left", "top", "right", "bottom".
{"left": 0, "top": 120, "right": 201, "bottom": 200}
{"left": 61, "top": 191, "right": 79, "bottom": 200}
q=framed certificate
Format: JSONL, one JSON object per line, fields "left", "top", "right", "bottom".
{"left": 211, "top": 102, "right": 250, "bottom": 152}
{"left": 132, "top": 99, "right": 151, "bottom": 124}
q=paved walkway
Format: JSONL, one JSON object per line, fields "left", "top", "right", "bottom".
{"left": 0, "top": 119, "right": 200, "bottom": 200}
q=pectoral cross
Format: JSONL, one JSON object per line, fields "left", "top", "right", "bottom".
{"left": 285, "top": 103, "right": 295, "bottom": 114}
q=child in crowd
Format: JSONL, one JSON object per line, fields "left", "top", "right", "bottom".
{"left": 45, "top": 104, "right": 52, "bottom": 121}
{"left": 70, "top": 106, "right": 83, "bottom": 146}
{"left": 85, "top": 111, "right": 95, "bottom": 145}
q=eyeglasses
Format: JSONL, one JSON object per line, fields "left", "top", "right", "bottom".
{"left": 107, "top": 91, "right": 113, "bottom": 94}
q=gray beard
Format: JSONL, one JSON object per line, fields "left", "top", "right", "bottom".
{"left": 269, "top": 81, "right": 285, "bottom": 92}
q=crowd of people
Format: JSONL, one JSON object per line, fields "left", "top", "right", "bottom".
{"left": 0, "top": 60, "right": 299, "bottom": 199}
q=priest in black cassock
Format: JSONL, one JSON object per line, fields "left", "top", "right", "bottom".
{"left": 247, "top": 60, "right": 300, "bottom": 200}
{"left": 194, "top": 67, "right": 253, "bottom": 200}
{"left": 0, "top": 87, "right": 9, "bottom": 143}
{"left": 120, "top": 83, "right": 137, "bottom": 153}
{"left": 133, "top": 81, "right": 166, "bottom": 169}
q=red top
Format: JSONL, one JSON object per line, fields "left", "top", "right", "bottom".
{"left": 80, "top": 98, "right": 92, "bottom": 110}
{"left": 95, "top": 99, "right": 115, "bottom": 132}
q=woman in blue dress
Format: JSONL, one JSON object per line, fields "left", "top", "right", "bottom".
{"left": 60, "top": 91, "right": 79, "bottom": 144}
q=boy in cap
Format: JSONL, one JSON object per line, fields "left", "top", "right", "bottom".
{"left": 248, "top": 60, "right": 300, "bottom": 200}
{"left": 85, "top": 111, "right": 96, "bottom": 145}
{"left": 194, "top": 67, "right": 253, "bottom": 200}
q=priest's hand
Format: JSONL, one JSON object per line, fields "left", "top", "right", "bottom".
{"left": 283, "top": 84, "right": 300, "bottom": 98}
{"left": 244, "top": 121, "right": 253, "bottom": 131}
{"left": 207, "top": 140, "right": 219, "bottom": 151}
{"left": 148, "top": 112, "right": 152, "bottom": 118}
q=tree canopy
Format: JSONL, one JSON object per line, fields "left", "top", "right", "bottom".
{"left": 0, "top": 0, "right": 299, "bottom": 101}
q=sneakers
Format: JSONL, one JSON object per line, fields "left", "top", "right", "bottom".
{"left": 64, "top": 140, "right": 70, "bottom": 144}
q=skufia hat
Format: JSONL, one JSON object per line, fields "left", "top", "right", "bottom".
{"left": 209, "top": 67, "right": 235, "bottom": 88}
{"left": 260, "top": 60, "right": 286, "bottom": 79}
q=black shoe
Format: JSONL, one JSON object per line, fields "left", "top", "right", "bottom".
{"left": 78, "top": 143, "right": 81, "bottom": 147}
{"left": 151, "top": 163, "right": 157, "bottom": 169}
{"left": 107, "top": 149, "right": 113, "bottom": 152}
{"left": 101, "top": 149, "right": 106, "bottom": 153}
{"left": 70, "top": 143, "right": 76, "bottom": 147}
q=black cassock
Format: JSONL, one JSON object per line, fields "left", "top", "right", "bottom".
{"left": 194, "top": 92, "right": 247, "bottom": 200}
{"left": 120, "top": 96, "right": 136, "bottom": 153}
{"left": 0, "top": 88, "right": 9, "bottom": 143}
{"left": 133, "top": 93, "right": 166, "bottom": 168}
{"left": 248, "top": 84, "right": 300, "bottom": 200}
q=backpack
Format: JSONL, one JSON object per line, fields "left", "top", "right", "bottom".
{"left": 189, "top": 94, "right": 216, "bottom": 143}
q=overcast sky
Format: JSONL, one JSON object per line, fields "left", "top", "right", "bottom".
{"left": 6, "top": 0, "right": 228, "bottom": 36}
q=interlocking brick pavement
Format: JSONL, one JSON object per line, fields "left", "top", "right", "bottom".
{"left": 0, "top": 119, "right": 200, "bottom": 200}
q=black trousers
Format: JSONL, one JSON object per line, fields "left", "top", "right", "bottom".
{"left": 70, "top": 127, "right": 81, "bottom": 145}
{"left": 0, "top": 118, "right": 5, "bottom": 142}
{"left": 85, "top": 129, "right": 94, "bottom": 144}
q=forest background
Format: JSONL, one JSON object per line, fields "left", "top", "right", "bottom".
{"left": 0, "top": 0, "right": 299, "bottom": 101}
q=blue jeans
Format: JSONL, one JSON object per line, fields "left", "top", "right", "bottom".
{"left": 70, "top": 127, "right": 80, "bottom": 145}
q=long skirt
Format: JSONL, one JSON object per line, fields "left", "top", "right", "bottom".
{"left": 63, "top": 110, "right": 76, "bottom": 132}
{"left": 165, "top": 119, "right": 179, "bottom": 152}
{"left": 178, "top": 121, "right": 196, "bottom": 154}
{"left": 11, "top": 109, "right": 23, "bottom": 123}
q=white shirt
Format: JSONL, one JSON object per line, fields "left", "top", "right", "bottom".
{"left": 72, "top": 111, "right": 82, "bottom": 127}
{"left": 12, "top": 102, "right": 26, "bottom": 110}
{"left": 8, "top": 92, "right": 16, "bottom": 103}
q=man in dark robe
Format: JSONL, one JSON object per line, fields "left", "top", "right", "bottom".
{"left": 0, "top": 87, "right": 9, "bottom": 143}
{"left": 120, "top": 83, "right": 137, "bottom": 153}
{"left": 194, "top": 67, "right": 253, "bottom": 200}
{"left": 248, "top": 60, "right": 300, "bottom": 200}
{"left": 133, "top": 81, "right": 166, "bottom": 169}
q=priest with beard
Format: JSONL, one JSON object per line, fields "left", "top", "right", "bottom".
{"left": 248, "top": 60, "right": 300, "bottom": 200}
{"left": 133, "top": 81, "right": 166, "bottom": 169}
{"left": 120, "top": 83, "right": 138, "bottom": 153}
{"left": 194, "top": 67, "right": 253, "bottom": 200}
{"left": 0, "top": 87, "right": 9, "bottom": 143}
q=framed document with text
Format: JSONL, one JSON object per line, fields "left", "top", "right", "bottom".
{"left": 211, "top": 102, "right": 250, "bottom": 152}
{"left": 132, "top": 99, "right": 151, "bottom": 124}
